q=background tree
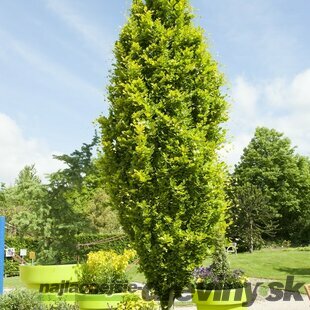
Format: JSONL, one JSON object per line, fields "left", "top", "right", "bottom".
{"left": 99, "top": 0, "right": 228, "bottom": 308}
{"left": 227, "top": 182, "right": 277, "bottom": 252}
{"left": 290, "top": 155, "right": 310, "bottom": 243}
{"left": 1, "top": 136, "right": 120, "bottom": 263}
{"left": 0, "top": 165, "right": 49, "bottom": 238}
{"left": 51, "top": 135, "right": 121, "bottom": 234}
{"left": 85, "top": 187, "right": 122, "bottom": 233}
{"left": 41, "top": 136, "right": 120, "bottom": 263}
{"left": 233, "top": 127, "right": 310, "bottom": 243}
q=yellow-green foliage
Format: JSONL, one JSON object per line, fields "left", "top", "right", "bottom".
{"left": 117, "top": 300, "right": 158, "bottom": 310}
{"left": 99, "top": 0, "right": 228, "bottom": 308}
{"left": 78, "top": 249, "right": 136, "bottom": 294}
{"left": 86, "top": 249, "right": 136, "bottom": 274}
{"left": 117, "top": 294, "right": 158, "bottom": 310}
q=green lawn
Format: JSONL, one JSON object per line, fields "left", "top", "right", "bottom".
{"left": 126, "top": 247, "right": 310, "bottom": 291}
{"left": 228, "top": 247, "right": 310, "bottom": 283}
{"left": 4, "top": 247, "right": 310, "bottom": 294}
{"left": 3, "top": 275, "right": 24, "bottom": 289}
{"left": 126, "top": 263, "right": 146, "bottom": 283}
{"left": 206, "top": 247, "right": 310, "bottom": 294}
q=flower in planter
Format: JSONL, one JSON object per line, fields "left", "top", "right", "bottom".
{"left": 193, "top": 265, "right": 247, "bottom": 290}
{"left": 193, "top": 240, "right": 248, "bottom": 291}
{"left": 192, "top": 238, "right": 250, "bottom": 309}
{"left": 78, "top": 249, "right": 136, "bottom": 294}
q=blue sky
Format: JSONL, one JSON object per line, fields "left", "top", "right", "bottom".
{"left": 1, "top": 0, "right": 310, "bottom": 184}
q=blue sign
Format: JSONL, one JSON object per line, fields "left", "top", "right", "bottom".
{"left": 0, "top": 216, "right": 5, "bottom": 294}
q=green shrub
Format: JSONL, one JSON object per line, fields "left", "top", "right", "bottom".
{"left": 76, "top": 233, "right": 129, "bottom": 260}
{"left": 297, "top": 246, "right": 310, "bottom": 251}
{"left": 281, "top": 240, "right": 291, "bottom": 248}
{"left": 4, "top": 260, "right": 20, "bottom": 277}
{"left": 117, "top": 294, "right": 158, "bottom": 310}
{"left": 48, "top": 301, "right": 79, "bottom": 310}
{"left": 0, "top": 289, "right": 44, "bottom": 310}
{"left": 4, "top": 236, "right": 38, "bottom": 275}
{"left": 78, "top": 250, "right": 136, "bottom": 294}
{"left": 5, "top": 233, "right": 130, "bottom": 267}
{"left": 0, "top": 289, "right": 79, "bottom": 310}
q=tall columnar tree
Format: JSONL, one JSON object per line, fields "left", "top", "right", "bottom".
{"left": 99, "top": 0, "right": 228, "bottom": 308}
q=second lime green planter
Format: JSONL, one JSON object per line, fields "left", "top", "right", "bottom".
{"left": 76, "top": 293, "right": 126, "bottom": 310}
{"left": 192, "top": 288, "right": 248, "bottom": 310}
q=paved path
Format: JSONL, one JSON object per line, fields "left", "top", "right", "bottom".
{"left": 134, "top": 281, "right": 310, "bottom": 309}
{"left": 4, "top": 281, "right": 310, "bottom": 309}
{"left": 175, "top": 297, "right": 309, "bottom": 310}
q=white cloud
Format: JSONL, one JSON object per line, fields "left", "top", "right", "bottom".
{"left": 232, "top": 77, "right": 259, "bottom": 118}
{"left": 0, "top": 113, "right": 64, "bottom": 185}
{"left": 264, "top": 78, "right": 287, "bottom": 107}
{"left": 291, "top": 69, "right": 310, "bottom": 108}
{"left": 230, "top": 76, "right": 260, "bottom": 131}
{"left": 224, "top": 69, "right": 310, "bottom": 168}
{"left": 264, "top": 70, "right": 310, "bottom": 111}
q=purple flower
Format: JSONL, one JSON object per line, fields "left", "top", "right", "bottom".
{"left": 193, "top": 266, "right": 212, "bottom": 279}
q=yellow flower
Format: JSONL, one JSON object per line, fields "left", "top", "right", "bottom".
{"left": 86, "top": 249, "right": 136, "bottom": 274}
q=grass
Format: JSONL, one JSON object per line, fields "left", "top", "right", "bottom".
{"left": 4, "top": 247, "right": 310, "bottom": 295}
{"left": 3, "top": 275, "right": 24, "bottom": 289}
{"left": 228, "top": 247, "right": 310, "bottom": 281}
{"left": 125, "top": 247, "right": 310, "bottom": 293}
{"left": 126, "top": 263, "right": 146, "bottom": 283}
{"left": 210, "top": 247, "right": 310, "bottom": 294}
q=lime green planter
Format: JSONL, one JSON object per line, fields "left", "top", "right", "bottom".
{"left": 76, "top": 293, "right": 126, "bottom": 310}
{"left": 192, "top": 288, "right": 248, "bottom": 310}
{"left": 19, "top": 264, "right": 79, "bottom": 290}
{"left": 19, "top": 264, "right": 80, "bottom": 304}
{"left": 38, "top": 292, "right": 77, "bottom": 305}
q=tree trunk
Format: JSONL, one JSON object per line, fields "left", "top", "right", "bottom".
{"left": 249, "top": 219, "right": 253, "bottom": 253}
{"left": 160, "top": 289, "right": 175, "bottom": 310}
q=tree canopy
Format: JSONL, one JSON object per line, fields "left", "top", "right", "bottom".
{"left": 233, "top": 127, "right": 310, "bottom": 243}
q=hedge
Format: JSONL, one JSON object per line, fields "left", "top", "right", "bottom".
{"left": 4, "top": 233, "right": 130, "bottom": 276}
{"left": 4, "top": 237, "right": 38, "bottom": 276}
{"left": 76, "top": 233, "right": 130, "bottom": 259}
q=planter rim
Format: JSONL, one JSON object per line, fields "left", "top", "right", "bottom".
{"left": 20, "top": 264, "right": 78, "bottom": 268}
